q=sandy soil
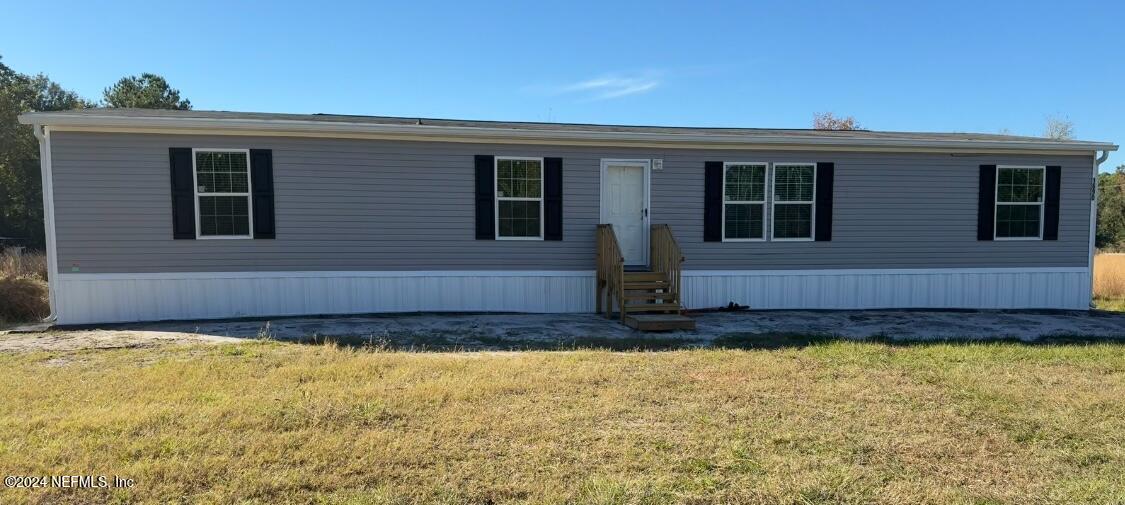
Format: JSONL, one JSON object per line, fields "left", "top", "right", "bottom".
{"left": 3, "top": 310, "right": 1125, "bottom": 352}
{"left": 0, "top": 329, "right": 241, "bottom": 352}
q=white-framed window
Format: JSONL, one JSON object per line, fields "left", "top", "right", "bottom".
{"left": 771, "top": 163, "right": 816, "bottom": 241}
{"left": 192, "top": 148, "right": 253, "bottom": 239}
{"left": 995, "top": 165, "right": 1045, "bottom": 240}
{"left": 495, "top": 156, "right": 544, "bottom": 240}
{"left": 722, "top": 162, "right": 767, "bottom": 241}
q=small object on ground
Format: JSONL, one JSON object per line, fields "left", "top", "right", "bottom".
{"left": 4, "top": 321, "right": 55, "bottom": 334}
{"left": 687, "top": 302, "right": 750, "bottom": 314}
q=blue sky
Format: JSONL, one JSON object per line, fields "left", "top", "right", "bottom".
{"left": 3, "top": 0, "right": 1122, "bottom": 168}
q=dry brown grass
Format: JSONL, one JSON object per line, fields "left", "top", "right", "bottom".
{"left": 1093, "top": 254, "right": 1125, "bottom": 310}
{"left": 0, "top": 251, "right": 47, "bottom": 282}
{"left": 0, "top": 251, "right": 49, "bottom": 324}
{"left": 0, "top": 341, "right": 1122, "bottom": 504}
{"left": 0, "top": 277, "right": 49, "bottom": 324}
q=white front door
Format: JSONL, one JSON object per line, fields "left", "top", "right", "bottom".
{"left": 601, "top": 160, "right": 649, "bottom": 266}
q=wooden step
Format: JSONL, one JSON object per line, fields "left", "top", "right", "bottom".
{"left": 622, "top": 292, "right": 677, "bottom": 301}
{"left": 623, "top": 281, "right": 669, "bottom": 290}
{"left": 622, "top": 272, "right": 667, "bottom": 282}
{"left": 624, "top": 314, "right": 696, "bottom": 331}
{"left": 623, "top": 302, "right": 682, "bottom": 313}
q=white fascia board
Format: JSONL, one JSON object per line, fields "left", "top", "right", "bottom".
{"left": 18, "top": 112, "right": 1119, "bottom": 154}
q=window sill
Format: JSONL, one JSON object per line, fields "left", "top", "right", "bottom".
{"left": 197, "top": 235, "right": 254, "bottom": 240}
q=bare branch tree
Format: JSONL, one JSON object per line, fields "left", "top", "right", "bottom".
{"left": 1044, "top": 115, "right": 1074, "bottom": 140}
{"left": 813, "top": 112, "right": 861, "bottom": 131}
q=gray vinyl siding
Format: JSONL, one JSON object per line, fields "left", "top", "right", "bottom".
{"left": 50, "top": 131, "right": 1093, "bottom": 273}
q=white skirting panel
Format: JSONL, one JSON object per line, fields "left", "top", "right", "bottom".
{"left": 55, "top": 271, "right": 597, "bottom": 325}
{"left": 682, "top": 268, "right": 1091, "bottom": 311}
{"left": 55, "top": 267, "right": 1091, "bottom": 325}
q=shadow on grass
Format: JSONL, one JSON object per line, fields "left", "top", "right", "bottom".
{"left": 713, "top": 332, "right": 1125, "bottom": 350}
{"left": 286, "top": 332, "right": 708, "bottom": 352}
{"left": 280, "top": 331, "right": 1125, "bottom": 353}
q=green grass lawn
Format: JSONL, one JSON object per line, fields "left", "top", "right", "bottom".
{"left": 1, "top": 341, "right": 1124, "bottom": 504}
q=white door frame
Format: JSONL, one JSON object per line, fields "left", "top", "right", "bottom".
{"left": 599, "top": 158, "right": 652, "bottom": 266}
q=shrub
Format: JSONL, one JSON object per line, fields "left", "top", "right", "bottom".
{"left": 0, "top": 251, "right": 49, "bottom": 324}
{"left": 0, "top": 277, "right": 49, "bottom": 323}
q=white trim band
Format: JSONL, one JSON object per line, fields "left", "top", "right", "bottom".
{"left": 682, "top": 267, "right": 1090, "bottom": 311}
{"left": 54, "top": 267, "right": 1091, "bottom": 324}
{"left": 682, "top": 267, "right": 1088, "bottom": 276}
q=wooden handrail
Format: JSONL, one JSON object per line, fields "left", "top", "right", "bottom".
{"left": 595, "top": 224, "right": 626, "bottom": 321}
{"left": 649, "top": 224, "right": 685, "bottom": 310}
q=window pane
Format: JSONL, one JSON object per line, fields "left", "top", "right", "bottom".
{"left": 724, "top": 164, "right": 766, "bottom": 202}
{"left": 498, "top": 200, "right": 541, "bottom": 238}
{"left": 997, "top": 168, "right": 1043, "bottom": 203}
{"left": 199, "top": 196, "right": 251, "bottom": 236}
{"left": 998, "top": 168, "right": 1013, "bottom": 185}
{"left": 1027, "top": 169, "right": 1043, "bottom": 201}
{"left": 996, "top": 204, "right": 1041, "bottom": 238}
{"left": 774, "top": 165, "right": 815, "bottom": 202}
{"left": 496, "top": 159, "right": 542, "bottom": 198}
{"left": 724, "top": 203, "right": 764, "bottom": 239}
{"left": 196, "top": 151, "right": 249, "bottom": 193}
{"left": 997, "top": 185, "right": 1013, "bottom": 202}
{"left": 773, "top": 203, "right": 812, "bottom": 239}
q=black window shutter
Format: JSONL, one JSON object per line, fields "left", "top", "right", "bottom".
{"left": 544, "top": 157, "right": 563, "bottom": 240}
{"left": 169, "top": 147, "right": 196, "bottom": 239}
{"left": 978, "top": 165, "right": 997, "bottom": 241}
{"left": 814, "top": 162, "right": 834, "bottom": 241}
{"left": 1044, "top": 165, "right": 1061, "bottom": 240}
{"left": 250, "top": 149, "right": 276, "bottom": 239}
{"left": 475, "top": 155, "right": 496, "bottom": 239}
{"left": 704, "top": 161, "right": 723, "bottom": 242}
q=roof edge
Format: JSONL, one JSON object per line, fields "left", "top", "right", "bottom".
{"left": 18, "top": 111, "right": 1119, "bottom": 153}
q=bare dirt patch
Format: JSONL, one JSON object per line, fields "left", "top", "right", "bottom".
{"left": 4, "top": 310, "right": 1125, "bottom": 354}
{"left": 0, "top": 329, "right": 241, "bottom": 352}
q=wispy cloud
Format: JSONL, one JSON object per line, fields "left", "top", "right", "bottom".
{"left": 561, "top": 76, "right": 660, "bottom": 100}
{"left": 530, "top": 72, "right": 662, "bottom": 101}
{"left": 525, "top": 64, "right": 739, "bottom": 102}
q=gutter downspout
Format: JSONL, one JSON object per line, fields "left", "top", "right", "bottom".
{"left": 31, "top": 124, "right": 58, "bottom": 323}
{"left": 1090, "top": 150, "right": 1111, "bottom": 308}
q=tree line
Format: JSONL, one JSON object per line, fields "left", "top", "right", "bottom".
{"left": 0, "top": 55, "right": 190, "bottom": 248}
{"left": 1098, "top": 167, "right": 1125, "bottom": 250}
